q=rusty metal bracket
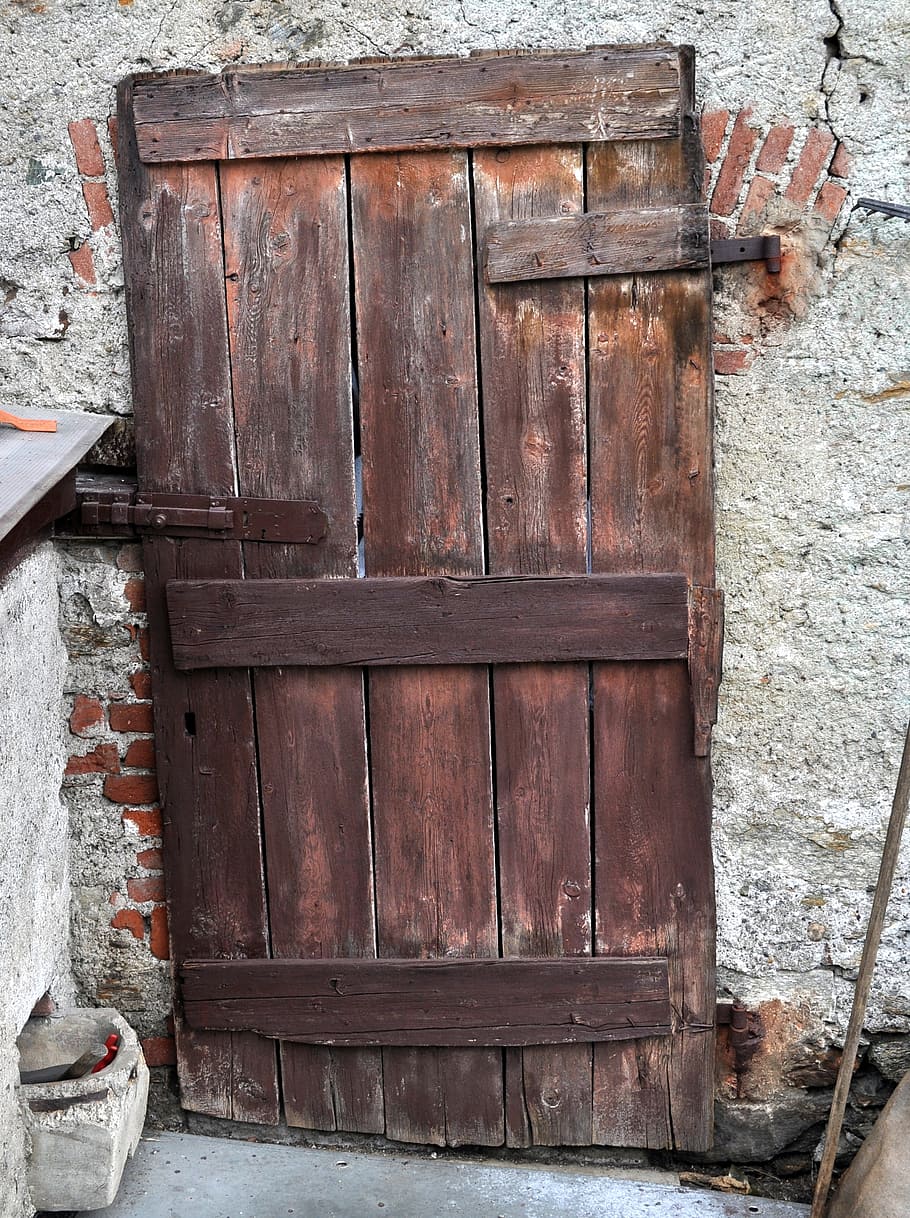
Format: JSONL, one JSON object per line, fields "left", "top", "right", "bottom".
{"left": 710, "top": 235, "right": 781, "bottom": 274}
{"left": 60, "top": 473, "right": 328, "bottom": 544}
{"left": 717, "top": 1000, "right": 764, "bottom": 1077}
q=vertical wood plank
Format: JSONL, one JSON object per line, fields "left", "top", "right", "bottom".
{"left": 587, "top": 50, "right": 716, "bottom": 1152}
{"left": 220, "top": 156, "right": 383, "bottom": 1134}
{"left": 472, "top": 144, "right": 593, "bottom": 1147}
{"left": 117, "top": 78, "right": 278, "bottom": 1123}
{"left": 351, "top": 149, "right": 503, "bottom": 1147}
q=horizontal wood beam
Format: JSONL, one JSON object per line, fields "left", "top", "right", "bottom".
{"left": 181, "top": 957, "right": 672, "bottom": 1047}
{"left": 130, "top": 48, "right": 682, "bottom": 163}
{"left": 484, "top": 203, "right": 709, "bottom": 283}
{"left": 166, "top": 573, "right": 690, "bottom": 670}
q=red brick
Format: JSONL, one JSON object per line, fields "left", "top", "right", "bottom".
{"left": 68, "top": 119, "right": 105, "bottom": 177}
{"left": 124, "top": 576, "right": 146, "bottom": 612}
{"left": 711, "top": 109, "right": 758, "bottom": 217}
{"left": 105, "top": 773, "right": 159, "bottom": 804}
{"left": 130, "top": 670, "right": 152, "bottom": 699}
{"left": 111, "top": 908, "right": 145, "bottom": 940}
{"left": 785, "top": 127, "right": 835, "bottom": 205}
{"left": 82, "top": 180, "right": 115, "bottom": 231}
{"left": 739, "top": 175, "right": 776, "bottom": 228}
{"left": 149, "top": 904, "right": 171, "bottom": 959}
{"left": 107, "top": 116, "right": 119, "bottom": 168}
{"left": 69, "top": 694, "right": 104, "bottom": 736}
{"left": 701, "top": 109, "right": 729, "bottom": 163}
{"left": 714, "top": 348, "right": 752, "bottom": 375}
{"left": 124, "top": 738, "right": 156, "bottom": 769}
{"left": 67, "top": 242, "right": 96, "bottom": 287}
{"left": 137, "top": 846, "right": 163, "bottom": 870}
{"left": 122, "top": 807, "right": 163, "bottom": 837}
{"left": 138, "top": 628, "right": 150, "bottom": 661}
{"left": 65, "top": 742, "right": 121, "bottom": 776}
{"left": 109, "top": 702, "right": 154, "bottom": 733}
{"left": 127, "top": 875, "right": 166, "bottom": 903}
{"left": 814, "top": 180, "right": 848, "bottom": 224}
{"left": 829, "top": 142, "right": 851, "bottom": 179}
{"left": 141, "top": 1035, "right": 176, "bottom": 1066}
{"left": 117, "top": 543, "right": 143, "bottom": 573}
{"left": 710, "top": 218, "right": 732, "bottom": 240}
{"left": 755, "top": 124, "right": 795, "bottom": 174}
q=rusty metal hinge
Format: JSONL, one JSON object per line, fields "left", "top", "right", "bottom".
{"left": 71, "top": 478, "right": 327, "bottom": 544}
{"left": 710, "top": 235, "right": 781, "bottom": 274}
{"left": 717, "top": 1000, "right": 764, "bottom": 1077}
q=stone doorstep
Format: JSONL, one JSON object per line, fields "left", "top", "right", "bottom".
{"left": 82, "top": 1131, "right": 810, "bottom": 1218}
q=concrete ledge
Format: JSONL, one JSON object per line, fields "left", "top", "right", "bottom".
{"left": 86, "top": 1132, "right": 810, "bottom": 1218}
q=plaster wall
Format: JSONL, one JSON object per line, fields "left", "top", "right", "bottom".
{"left": 0, "top": 0, "right": 908, "bottom": 1193}
{"left": 0, "top": 544, "right": 72, "bottom": 1218}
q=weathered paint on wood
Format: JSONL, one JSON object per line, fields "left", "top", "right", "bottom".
{"left": 484, "top": 203, "right": 709, "bottom": 283}
{"left": 472, "top": 143, "right": 594, "bottom": 1147}
{"left": 688, "top": 585, "right": 724, "bottom": 756}
{"left": 219, "top": 156, "right": 383, "bottom": 1134}
{"left": 587, "top": 48, "right": 717, "bottom": 1152}
{"left": 165, "top": 573, "right": 690, "bottom": 669}
{"left": 130, "top": 49, "right": 681, "bottom": 162}
{"left": 181, "top": 958, "right": 672, "bottom": 1045}
{"left": 351, "top": 148, "right": 503, "bottom": 1147}
{"left": 116, "top": 78, "right": 278, "bottom": 1124}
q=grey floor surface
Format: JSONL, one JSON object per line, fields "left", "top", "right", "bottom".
{"left": 85, "top": 1132, "right": 810, "bottom": 1218}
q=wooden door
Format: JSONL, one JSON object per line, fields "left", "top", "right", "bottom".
{"left": 118, "top": 46, "right": 722, "bottom": 1151}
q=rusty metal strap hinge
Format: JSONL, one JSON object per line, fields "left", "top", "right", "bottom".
{"left": 710, "top": 235, "right": 781, "bottom": 274}
{"left": 78, "top": 487, "right": 327, "bottom": 544}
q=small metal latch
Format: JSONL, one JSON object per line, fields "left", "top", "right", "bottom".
{"left": 710, "top": 235, "right": 782, "bottom": 274}
{"left": 82, "top": 499, "right": 233, "bottom": 532}
{"left": 74, "top": 482, "right": 328, "bottom": 544}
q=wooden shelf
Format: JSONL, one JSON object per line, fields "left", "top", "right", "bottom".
{"left": 0, "top": 407, "right": 112, "bottom": 574}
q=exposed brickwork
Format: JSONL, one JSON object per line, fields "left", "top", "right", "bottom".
{"left": 109, "top": 702, "right": 154, "bottom": 733}
{"left": 130, "top": 670, "right": 152, "bottom": 699}
{"left": 111, "top": 908, "right": 145, "bottom": 940}
{"left": 149, "top": 904, "right": 171, "bottom": 960}
{"left": 136, "top": 846, "right": 163, "bottom": 870}
{"left": 755, "top": 124, "right": 794, "bottom": 174}
{"left": 785, "top": 127, "right": 835, "bottom": 205}
{"left": 124, "top": 737, "right": 155, "bottom": 768}
{"left": 710, "top": 108, "right": 758, "bottom": 216}
{"left": 69, "top": 694, "right": 104, "bottom": 735}
{"left": 127, "top": 875, "right": 166, "bottom": 904}
{"left": 705, "top": 108, "right": 850, "bottom": 374}
{"left": 122, "top": 807, "right": 162, "bottom": 837}
{"left": 104, "top": 772, "right": 159, "bottom": 804}
{"left": 66, "top": 117, "right": 116, "bottom": 296}
{"left": 701, "top": 108, "right": 729, "bottom": 163}
{"left": 65, "top": 742, "right": 120, "bottom": 776}
{"left": 67, "top": 118, "right": 106, "bottom": 177}
{"left": 124, "top": 575, "right": 146, "bottom": 612}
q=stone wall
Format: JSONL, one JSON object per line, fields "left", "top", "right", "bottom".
{"left": 1, "top": 0, "right": 908, "bottom": 1203}
{"left": 0, "top": 545, "right": 72, "bottom": 1218}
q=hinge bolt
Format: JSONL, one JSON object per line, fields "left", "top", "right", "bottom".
{"left": 150, "top": 512, "right": 168, "bottom": 529}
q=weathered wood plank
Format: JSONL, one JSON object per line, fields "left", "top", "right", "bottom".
{"left": 117, "top": 78, "right": 278, "bottom": 1124}
{"left": 588, "top": 49, "right": 717, "bottom": 1152}
{"left": 182, "top": 957, "right": 671, "bottom": 1045}
{"left": 131, "top": 49, "right": 681, "bottom": 162}
{"left": 166, "top": 573, "right": 690, "bottom": 669}
{"left": 351, "top": 148, "right": 502, "bottom": 1147}
{"left": 688, "top": 585, "right": 724, "bottom": 757}
{"left": 473, "top": 143, "right": 594, "bottom": 1147}
{"left": 484, "top": 203, "right": 708, "bottom": 283}
{"left": 220, "top": 155, "right": 383, "bottom": 1135}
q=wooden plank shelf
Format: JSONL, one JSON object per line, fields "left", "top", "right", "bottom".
{"left": 181, "top": 957, "right": 672, "bottom": 1047}
{"left": 0, "top": 407, "right": 112, "bottom": 575}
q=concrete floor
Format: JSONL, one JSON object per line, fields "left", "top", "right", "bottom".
{"left": 85, "top": 1133, "right": 810, "bottom": 1218}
